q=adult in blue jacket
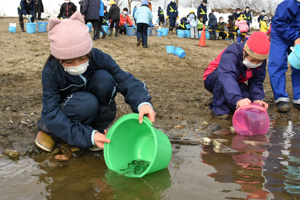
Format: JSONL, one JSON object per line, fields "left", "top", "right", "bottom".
{"left": 166, "top": 1, "right": 178, "bottom": 33}
{"left": 133, "top": 6, "right": 137, "bottom": 24}
{"left": 97, "top": 0, "right": 107, "bottom": 39}
{"left": 82, "top": 0, "right": 100, "bottom": 40}
{"left": 134, "top": 0, "right": 153, "bottom": 48}
{"left": 35, "top": 12, "right": 155, "bottom": 152}
{"left": 208, "top": 10, "right": 217, "bottom": 40}
{"left": 268, "top": 0, "right": 300, "bottom": 112}
{"left": 158, "top": 6, "right": 165, "bottom": 27}
{"left": 242, "top": 6, "right": 252, "bottom": 32}
{"left": 197, "top": 0, "right": 207, "bottom": 25}
{"left": 203, "top": 32, "right": 270, "bottom": 119}
{"left": 18, "top": 0, "right": 35, "bottom": 32}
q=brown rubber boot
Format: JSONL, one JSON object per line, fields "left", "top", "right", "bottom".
{"left": 35, "top": 131, "right": 55, "bottom": 152}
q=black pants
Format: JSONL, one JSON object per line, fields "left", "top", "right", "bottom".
{"left": 137, "top": 23, "right": 148, "bottom": 46}
{"left": 219, "top": 32, "right": 227, "bottom": 39}
{"left": 109, "top": 19, "right": 119, "bottom": 32}
{"left": 119, "top": 25, "right": 126, "bottom": 34}
{"left": 159, "top": 16, "right": 164, "bottom": 26}
{"left": 85, "top": 19, "right": 98, "bottom": 32}
{"left": 98, "top": 16, "right": 106, "bottom": 34}
{"left": 228, "top": 33, "right": 234, "bottom": 40}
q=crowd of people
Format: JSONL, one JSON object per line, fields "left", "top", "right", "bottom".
{"left": 14, "top": 0, "right": 300, "bottom": 151}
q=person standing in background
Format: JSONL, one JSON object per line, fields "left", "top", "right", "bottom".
{"left": 268, "top": 0, "right": 300, "bottom": 112}
{"left": 158, "top": 6, "right": 165, "bottom": 27}
{"left": 208, "top": 10, "right": 217, "bottom": 40}
{"left": 166, "top": 1, "right": 178, "bottom": 33}
{"left": 242, "top": 6, "right": 252, "bottom": 32}
{"left": 132, "top": 6, "right": 137, "bottom": 25}
{"left": 18, "top": 0, "right": 35, "bottom": 32}
{"left": 34, "top": 0, "right": 43, "bottom": 20}
{"left": 258, "top": 10, "right": 267, "bottom": 28}
{"left": 58, "top": 0, "right": 77, "bottom": 19}
{"left": 97, "top": 0, "right": 107, "bottom": 39}
{"left": 135, "top": 0, "right": 153, "bottom": 48}
{"left": 197, "top": 0, "right": 207, "bottom": 25}
{"left": 232, "top": 8, "right": 241, "bottom": 21}
{"left": 82, "top": 0, "right": 100, "bottom": 40}
{"left": 108, "top": 0, "right": 120, "bottom": 37}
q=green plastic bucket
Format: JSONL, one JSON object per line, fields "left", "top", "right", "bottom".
{"left": 104, "top": 113, "right": 172, "bottom": 178}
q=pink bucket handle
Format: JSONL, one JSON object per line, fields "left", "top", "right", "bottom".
{"left": 235, "top": 103, "right": 267, "bottom": 113}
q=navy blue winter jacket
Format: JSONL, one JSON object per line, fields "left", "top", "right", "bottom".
{"left": 41, "top": 48, "right": 152, "bottom": 148}
{"left": 272, "top": 0, "right": 300, "bottom": 45}
{"left": 208, "top": 13, "right": 217, "bottom": 28}
{"left": 18, "top": 0, "right": 35, "bottom": 15}
{"left": 82, "top": 0, "right": 100, "bottom": 20}
{"left": 217, "top": 42, "right": 266, "bottom": 108}
{"left": 158, "top": 7, "right": 164, "bottom": 18}
{"left": 197, "top": 3, "right": 207, "bottom": 22}
{"left": 242, "top": 11, "right": 252, "bottom": 23}
{"left": 167, "top": 2, "right": 178, "bottom": 18}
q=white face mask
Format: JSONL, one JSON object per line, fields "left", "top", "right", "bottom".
{"left": 62, "top": 60, "right": 89, "bottom": 76}
{"left": 262, "top": 12, "right": 265, "bottom": 15}
{"left": 123, "top": 11, "right": 128, "bottom": 15}
{"left": 27, "top": 0, "right": 31, "bottom": 3}
{"left": 246, "top": 9, "right": 249, "bottom": 12}
{"left": 65, "top": 0, "right": 70, "bottom": 3}
{"left": 237, "top": 12, "right": 240, "bottom": 14}
{"left": 243, "top": 57, "right": 262, "bottom": 69}
{"left": 220, "top": 20, "right": 224, "bottom": 23}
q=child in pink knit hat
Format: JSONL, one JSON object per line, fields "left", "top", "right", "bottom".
{"left": 35, "top": 11, "right": 155, "bottom": 152}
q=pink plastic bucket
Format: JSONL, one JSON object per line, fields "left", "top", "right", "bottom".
{"left": 232, "top": 103, "right": 269, "bottom": 136}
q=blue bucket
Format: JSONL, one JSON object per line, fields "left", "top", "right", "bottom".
{"left": 102, "top": 25, "right": 109, "bottom": 34}
{"left": 162, "top": 28, "right": 168, "bottom": 36}
{"left": 37, "top": 22, "right": 48, "bottom": 32}
{"left": 186, "top": 24, "right": 190, "bottom": 29}
{"left": 174, "top": 47, "right": 186, "bottom": 58}
{"left": 184, "top": 30, "right": 191, "bottom": 38}
{"left": 126, "top": 27, "right": 134, "bottom": 36}
{"left": 177, "top": 30, "right": 185, "bottom": 38}
{"left": 288, "top": 45, "right": 300, "bottom": 69}
{"left": 205, "top": 30, "right": 210, "bottom": 39}
{"left": 157, "top": 30, "right": 162, "bottom": 37}
{"left": 8, "top": 26, "right": 16, "bottom": 33}
{"left": 25, "top": 23, "right": 36, "bottom": 34}
{"left": 147, "top": 27, "right": 151, "bottom": 36}
{"left": 166, "top": 46, "right": 175, "bottom": 54}
{"left": 87, "top": 23, "right": 92, "bottom": 32}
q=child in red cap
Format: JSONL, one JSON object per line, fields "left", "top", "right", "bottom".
{"left": 35, "top": 11, "right": 155, "bottom": 152}
{"left": 203, "top": 32, "right": 270, "bottom": 119}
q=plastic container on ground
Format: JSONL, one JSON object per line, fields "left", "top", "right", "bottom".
{"left": 166, "top": 46, "right": 175, "bottom": 54}
{"left": 161, "top": 28, "right": 168, "bottom": 36}
{"left": 37, "top": 22, "right": 48, "bottom": 32}
{"left": 157, "top": 30, "right": 162, "bottom": 37}
{"left": 104, "top": 113, "right": 172, "bottom": 178}
{"left": 87, "top": 23, "right": 92, "bottom": 32}
{"left": 177, "top": 30, "right": 185, "bottom": 38}
{"left": 8, "top": 23, "right": 16, "bottom": 33}
{"left": 25, "top": 23, "right": 37, "bottom": 34}
{"left": 184, "top": 30, "right": 191, "bottom": 38}
{"left": 232, "top": 103, "right": 269, "bottom": 136}
{"left": 126, "top": 27, "right": 134, "bottom": 36}
{"left": 174, "top": 47, "right": 186, "bottom": 58}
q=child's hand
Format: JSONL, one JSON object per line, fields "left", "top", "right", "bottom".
{"left": 236, "top": 98, "right": 251, "bottom": 108}
{"left": 253, "top": 100, "right": 269, "bottom": 109}
{"left": 295, "top": 38, "right": 300, "bottom": 46}
{"left": 139, "top": 104, "right": 156, "bottom": 124}
{"left": 94, "top": 130, "right": 110, "bottom": 149}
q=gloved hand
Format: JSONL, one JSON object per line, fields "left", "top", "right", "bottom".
{"left": 177, "top": 16, "right": 179, "bottom": 19}
{"left": 124, "top": 23, "right": 127, "bottom": 27}
{"left": 132, "top": 25, "right": 135, "bottom": 28}
{"left": 28, "top": 14, "right": 32, "bottom": 18}
{"left": 167, "top": 16, "right": 169, "bottom": 19}
{"left": 25, "top": 14, "right": 29, "bottom": 18}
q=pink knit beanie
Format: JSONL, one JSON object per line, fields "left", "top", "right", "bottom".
{"left": 48, "top": 11, "right": 93, "bottom": 60}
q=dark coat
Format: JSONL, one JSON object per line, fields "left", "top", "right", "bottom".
{"left": 82, "top": 0, "right": 100, "bottom": 20}
{"left": 227, "top": 20, "right": 235, "bottom": 32}
{"left": 232, "top": 12, "right": 241, "bottom": 21}
{"left": 41, "top": 48, "right": 152, "bottom": 148}
{"left": 108, "top": 4, "right": 120, "bottom": 20}
{"left": 197, "top": 3, "right": 207, "bottom": 22}
{"left": 166, "top": 2, "right": 178, "bottom": 18}
{"left": 208, "top": 13, "right": 217, "bottom": 28}
{"left": 18, "top": 0, "right": 35, "bottom": 15}
{"left": 34, "top": 0, "right": 44, "bottom": 12}
{"left": 57, "top": 2, "right": 77, "bottom": 19}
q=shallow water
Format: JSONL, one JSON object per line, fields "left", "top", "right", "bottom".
{"left": 1, "top": 120, "right": 300, "bottom": 199}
